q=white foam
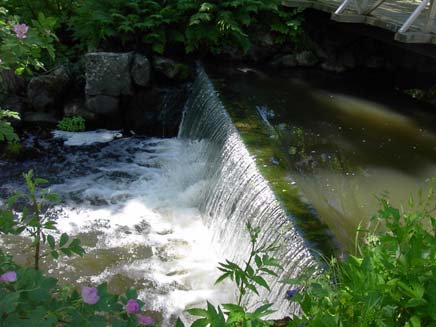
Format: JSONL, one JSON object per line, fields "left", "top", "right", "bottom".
{"left": 42, "top": 137, "right": 234, "bottom": 324}
{"left": 52, "top": 129, "right": 122, "bottom": 146}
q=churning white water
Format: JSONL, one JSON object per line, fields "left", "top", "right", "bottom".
{"left": 0, "top": 136, "right": 234, "bottom": 325}
{"left": 0, "top": 67, "right": 320, "bottom": 325}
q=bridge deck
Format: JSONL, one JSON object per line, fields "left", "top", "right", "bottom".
{"left": 283, "top": 0, "right": 436, "bottom": 44}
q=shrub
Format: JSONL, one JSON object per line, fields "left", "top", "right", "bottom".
{"left": 0, "top": 7, "right": 58, "bottom": 75}
{"left": 57, "top": 116, "right": 85, "bottom": 132}
{"left": 284, "top": 189, "right": 436, "bottom": 327}
{"left": 0, "top": 109, "right": 20, "bottom": 144}
{"left": 70, "top": 0, "right": 304, "bottom": 55}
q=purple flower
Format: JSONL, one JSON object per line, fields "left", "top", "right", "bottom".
{"left": 0, "top": 271, "right": 17, "bottom": 283}
{"left": 81, "top": 286, "right": 100, "bottom": 305}
{"left": 13, "top": 24, "right": 29, "bottom": 39}
{"left": 137, "top": 314, "right": 154, "bottom": 325}
{"left": 286, "top": 288, "right": 298, "bottom": 300}
{"left": 126, "top": 299, "right": 140, "bottom": 314}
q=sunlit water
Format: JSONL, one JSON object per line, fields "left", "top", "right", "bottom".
{"left": 0, "top": 133, "right": 233, "bottom": 325}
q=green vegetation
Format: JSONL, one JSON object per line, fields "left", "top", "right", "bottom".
{"left": 71, "top": 0, "right": 303, "bottom": 55}
{"left": 184, "top": 223, "right": 282, "bottom": 327}
{"left": 0, "top": 171, "right": 155, "bottom": 326}
{"left": 285, "top": 189, "right": 436, "bottom": 327}
{"left": 57, "top": 116, "right": 86, "bottom": 132}
{"left": 0, "top": 109, "right": 20, "bottom": 143}
{"left": 2, "top": 0, "right": 303, "bottom": 65}
{"left": 1, "top": 172, "right": 436, "bottom": 326}
{"left": 0, "top": 6, "right": 57, "bottom": 75}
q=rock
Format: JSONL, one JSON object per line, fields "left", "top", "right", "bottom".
{"left": 2, "top": 96, "right": 27, "bottom": 128}
{"left": 131, "top": 54, "right": 151, "bottom": 87}
{"left": 3, "top": 96, "right": 27, "bottom": 117}
{"left": 27, "top": 66, "right": 70, "bottom": 112}
{"left": 365, "top": 56, "right": 385, "bottom": 69}
{"left": 124, "top": 89, "right": 163, "bottom": 135}
{"left": 85, "top": 52, "right": 133, "bottom": 96}
{"left": 125, "top": 86, "right": 187, "bottom": 136}
{"left": 153, "top": 57, "right": 190, "bottom": 81}
{"left": 321, "top": 60, "right": 348, "bottom": 73}
{"left": 23, "top": 112, "right": 58, "bottom": 125}
{"left": 295, "top": 50, "right": 319, "bottom": 67}
{"left": 63, "top": 98, "right": 97, "bottom": 122}
{"left": 86, "top": 95, "right": 119, "bottom": 116}
{"left": 248, "top": 31, "right": 281, "bottom": 62}
{"left": 271, "top": 54, "right": 298, "bottom": 67}
{"left": 271, "top": 51, "right": 319, "bottom": 68}
{"left": 1, "top": 70, "right": 26, "bottom": 95}
{"left": 339, "top": 49, "right": 356, "bottom": 69}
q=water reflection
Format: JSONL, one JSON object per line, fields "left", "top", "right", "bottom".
{"left": 210, "top": 65, "right": 436, "bottom": 248}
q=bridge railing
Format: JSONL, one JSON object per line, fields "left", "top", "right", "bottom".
{"left": 333, "top": 0, "right": 435, "bottom": 41}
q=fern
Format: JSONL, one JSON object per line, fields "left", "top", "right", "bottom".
{"left": 71, "top": 0, "right": 303, "bottom": 55}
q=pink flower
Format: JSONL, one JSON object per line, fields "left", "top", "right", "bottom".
{"left": 81, "top": 286, "right": 100, "bottom": 305}
{"left": 13, "top": 24, "right": 29, "bottom": 39}
{"left": 0, "top": 271, "right": 17, "bottom": 283}
{"left": 126, "top": 299, "right": 139, "bottom": 314}
{"left": 137, "top": 314, "right": 153, "bottom": 325}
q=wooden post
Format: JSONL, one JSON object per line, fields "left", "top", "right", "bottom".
{"left": 425, "top": 0, "right": 436, "bottom": 32}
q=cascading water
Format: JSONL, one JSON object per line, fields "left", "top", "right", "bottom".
{"left": 0, "top": 68, "right": 319, "bottom": 325}
{"left": 179, "top": 68, "right": 318, "bottom": 315}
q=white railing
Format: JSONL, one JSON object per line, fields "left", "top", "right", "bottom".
{"left": 334, "top": 0, "right": 436, "bottom": 34}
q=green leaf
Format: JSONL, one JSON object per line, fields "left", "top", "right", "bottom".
{"left": 50, "top": 250, "right": 59, "bottom": 259}
{"left": 187, "top": 308, "right": 209, "bottom": 318}
{"left": 126, "top": 288, "right": 138, "bottom": 300}
{"left": 222, "top": 303, "right": 244, "bottom": 312}
{"left": 255, "top": 255, "right": 262, "bottom": 268}
{"left": 176, "top": 318, "right": 185, "bottom": 327}
{"left": 191, "top": 318, "right": 209, "bottom": 327}
{"left": 59, "top": 233, "right": 69, "bottom": 247}
{"left": 0, "top": 292, "right": 20, "bottom": 315}
{"left": 47, "top": 235, "right": 55, "bottom": 249}
{"left": 215, "top": 272, "right": 231, "bottom": 285}
{"left": 251, "top": 275, "right": 270, "bottom": 291}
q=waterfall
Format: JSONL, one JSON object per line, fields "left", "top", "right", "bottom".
{"left": 179, "top": 68, "right": 319, "bottom": 316}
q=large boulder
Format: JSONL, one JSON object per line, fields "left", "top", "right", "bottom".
{"left": 63, "top": 98, "right": 97, "bottom": 122}
{"left": 85, "top": 52, "right": 133, "bottom": 96}
{"left": 23, "top": 112, "right": 58, "bottom": 125}
{"left": 1, "top": 70, "right": 26, "bottom": 95}
{"left": 271, "top": 51, "right": 318, "bottom": 68}
{"left": 131, "top": 54, "right": 151, "bottom": 87}
{"left": 124, "top": 87, "right": 187, "bottom": 137}
{"left": 86, "top": 95, "right": 119, "bottom": 116}
{"left": 295, "top": 50, "right": 319, "bottom": 67}
{"left": 27, "top": 66, "right": 70, "bottom": 112}
{"left": 124, "top": 89, "right": 163, "bottom": 135}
